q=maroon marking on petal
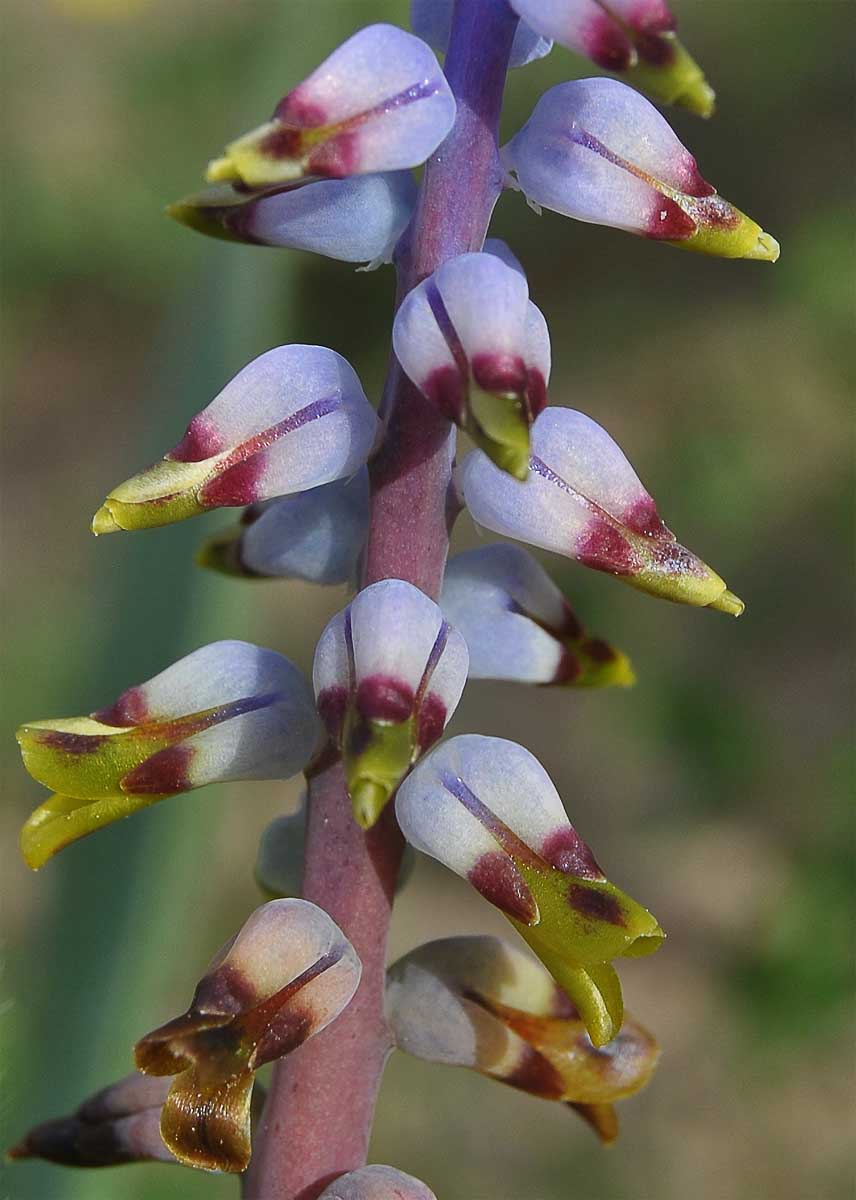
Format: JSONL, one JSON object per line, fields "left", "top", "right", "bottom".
{"left": 36, "top": 730, "right": 108, "bottom": 754}
{"left": 468, "top": 850, "right": 538, "bottom": 923}
{"left": 92, "top": 686, "right": 149, "bottom": 728}
{"left": 504, "top": 1044, "right": 566, "bottom": 1100}
{"left": 121, "top": 744, "right": 194, "bottom": 795}
{"left": 576, "top": 518, "right": 640, "bottom": 575}
{"left": 582, "top": 12, "right": 634, "bottom": 71}
{"left": 623, "top": 493, "right": 667, "bottom": 538}
{"left": 416, "top": 692, "right": 446, "bottom": 751}
{"left": 645, "top": 195, "right": 697, "bottom": 241}
{"left": 195, "top": 963, "right": 259, "bottom": 1017}
{"left": 542, "top": 828, "right": 604, "bottom": 880}
{"left": 257, "top": 124, "right": 307, "bottom": 162}
{"left": 307, "top": 131, "right": 360, "bottom": 179}
{"left": 692, "top": 194, "right": 741, "bottom": 231}
{"left": 558, "top": 600, "right": 584, "bottom": 641}
{"left": 525, "top": 368, "right": 547, "bottom": 420}
{"left": 579, "top": 637, "right": 617, "bottom": 664}
{"left": 471, "top": 352, "right": 528, "bottom": 397}
{"left": 677, "top": 154, "right": 716, "bottom": 199}
{"left": 567, "top": 882, "right": 626, "bottom": 926}
{"left": 634, "top": 30, "right": 675, "bottom": 65}
{"left": 252, "top": 1007, "right": 312, "bottom": 1067}
{"left": 274, "top": 88, "right": 327, "bottom": 127}
{"left": 551, "top": 648, "right": 582, "bottom": 686}
{"left": 200, "top": 456, "right": 266, "bottom": 508}
{"left": 423, "top": 364, "right": 467, "bottom": 425}
{"left": 168, "top": 414, "right": 224, "bottom": 463}
{"left": 356, "top": 675, "right": 414, "bottom": 724}
{"left": 317, "top": 685, "right": 350, "bottom": 740}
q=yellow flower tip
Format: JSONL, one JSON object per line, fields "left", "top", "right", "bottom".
{"left": 351, "top": 778, "right": 390, "bottom": 830}
{"left": 679, "top": 79, "right": 716, "bottom": 119}
{"left": 710, "top": 589, "right": 746, "bottom": 617}
{"left": 744, "top": 230, "right": 780, "bottom": 263}
{"left": 91, "top": 503, "right": 122, "bottom": 536}
{"left": 206, "top": 155, "right": 241, "bottom": 184}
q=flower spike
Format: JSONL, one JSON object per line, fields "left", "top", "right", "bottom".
{"left": 168, "top": 172, "right": 417, "bottom": 267}
{"left": 411, "top": 0, "right": 553, "bottom": 69}
{"left": 503, "top": 78, "right": 779, "bottom": 260}
{"left": 387, "top": 936, "right": 659, "bottom": 1139}
{"left": 206, "top": 24, "right": 455, "bottom": 188}
{"left": 313, "top": 580, "right": 468, "bottom": 829}
{"left": 92, "top": 346, "right": 379, "bottom": 534}
{"left": 16, "top": 641, "right": 320, "bottom": 868}
{"left": 442, "top": 544, "right": 634, "bottom": 687}
{"left": 135, "top": 899, "right": 360, "bottom": 1173}
{"left": 395, "top": 735, "right": 663, "bottom": 1046}
{"left": 199, "top": 470, "right": 370, "bottom": 584}
{"left": 393, "top": 252, "right": 550, "bottom": 479}
{"left": 318, "top": 1165, "right": 437, "bottom": 1199}
{"left": 509, "top": 0, "right": 714, "bottom": 116}
{"left": 460, "top": 407, "right": 744, "bottom": 614}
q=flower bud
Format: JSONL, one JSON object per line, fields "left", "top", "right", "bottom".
{"left": 393, "top": 252, "right": 550, "bottom": 479}
{"left": 198, "top": 470, "right": 369, "bottom": 584}
{"left": 410, "top": 0, "right": 553, "bottom": 69}
{"left": 460, "top": 406, "right": 744, "bottom": 614}
{"left": 17, "top": 641, "right": 319, "bottom": 868}
{"left": 92, "top": 346, "right": 379, "bottom": 534}
{"left": 387, "top": 936, "right": 659, "bottom": 1139}
{"left": 7, "top": 1073, "right": 176, "bottom": 1167}
{"left": 206, "top": 24, "right": 455, "bottom": 189}
{"left": 503, "top": 78, "right": 779, "bottom": 260}
{"left": 319, "top": 1165, "right": 437, "bottom": 1200}
{"left": 135, "top": 899, "right": 360, "bottom": 1172}
{"left": 509, "top": 0, "right": 714, "bottom": 115}
{"left": 442, "top": 544, "right": 633, "bottom": 687}
{"left": 395, "top": 735, "right": 664, "bottom": 1046}
{"left": 168, "top": 172, "right": 417, "bottom": 267}
{"left": 313, "top": 580, "right": 468, "bottom": 829}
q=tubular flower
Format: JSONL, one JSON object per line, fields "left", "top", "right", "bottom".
{"left": 460, "top": 406, "right": 744, "bottom": 614}
{"left": 503, "top": 78, "right": 779, "bottom": 261}
{"left": 393, "top": 251, "right": 550, "bottom": 479}
{"left": 167, "top": 171, "right": 417, "bottom": 267}
{"left": 198, "top": 470, "right": 370, "bottom": 584}
{"left": 313, "top": 580, "right": 468, "bottom": 829}
{"left": 410, "top": 0, "right": 553, "bottom": 69}
{"left": 92, "top": 346, "right": 379, "bottom": 534}
{"left": 135, "top": 899, "right": 360, "bottom": 1173}
{"left": 441, "top": 543, "right": 634, "bottom": 688}
{"left": 7, "top": 1073, "right": 177, "bottom": 1167}
{"left": 387, "top": 936, "right": 659, "bottom": 1141}
{"left": 395, "top": 735, "right": 664, "bottom": 1046}
{"left": 318, "top": 1165, "right": 437, "bottom": 1200}
{"left": 509, "top": 0, "right": 714, "bottom": 115}
{"left": 16, "top": 641, "right": 320, "bottom": 869}
{"left": 206, "top": 24, "right": 456, "bottom": 189}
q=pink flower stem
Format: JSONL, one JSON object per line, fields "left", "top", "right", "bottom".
{"left": 244, "top": 5, "right": 518, "bottom": 1197}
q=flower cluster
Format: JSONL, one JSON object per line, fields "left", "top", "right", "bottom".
{"left": 13, "top": 0, "right": 776, "bottom": 1192}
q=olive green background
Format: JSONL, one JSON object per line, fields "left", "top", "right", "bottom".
{"left": 2, "top": 2, "right": 853, "bottom": 1198}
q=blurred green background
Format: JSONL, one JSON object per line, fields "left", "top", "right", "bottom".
{"left": 2, "top": 1, "right": 853, "bottom": 1197}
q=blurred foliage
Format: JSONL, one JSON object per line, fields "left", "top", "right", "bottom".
{"left": 1, "top": 2, "right": 853, "bottom": 1199}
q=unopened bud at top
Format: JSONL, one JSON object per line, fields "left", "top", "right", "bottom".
{"left": 313, "top": 580, "right": 468, "bottom": 829}
{"left": 135, "top": 899, "right": 360, "bottom": 1172}
{"left": 509, "top": 0, "right": 714, "bottom": 116}
{"left": 442, "top": 544, "right": 634, "bottom": 688}
{"left": 395, "top": 735, "right": 664, "bottom": 1046}
{"left": 168, "top": 172, "right": 417, "bottom": 267}
{"left": 411, "top": 0, "right": 553, "bottom": 69}
{"left": 318, "top": 1165, "right": 437, "bottom": 1199}
{"left": 92, "top": 345, "right": 379, "bottom": 534}
{"left": 393, "top": 251, "right": 550, "bottom": 479}
{"left": 503, "top": 78, "right": 779, "bottom": 261}
{"left": 16, "top": 641, "right": 319, "bottom": 868}
{"left": 460, "top": 406, "right": 745, "bottom": 614}
{"left": 206, "top": 24, "right": 455, "bottom": 189}
{"left": 387, "top": 935, "right": 659, "bottom": 1139}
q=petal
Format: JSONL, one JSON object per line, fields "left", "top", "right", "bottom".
{"left": 159, "top": 1062, "right": 254, "bottom": 1172}
{"left": 93, "top": 346, "right": 379, "bottom": 532}
{"left": 410, "top": 0, "right": 552, "bottom": 69}
{"left": 169, "top": 172, "right": 417, "bottom": 265}
{"left": 318, "top": 1165, "right": 437, "bottom": 1200}
{"left": 19, "top": 792, "right": 159, "bottom": 871}
{"left": 503, "top": 78, "right": 778, "bottom": 259}
{"left": 207, "top": 25, "right": 456, "bottom": 187}
{"left": 312, "top": 609, "right": 352, "bottom": 739}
